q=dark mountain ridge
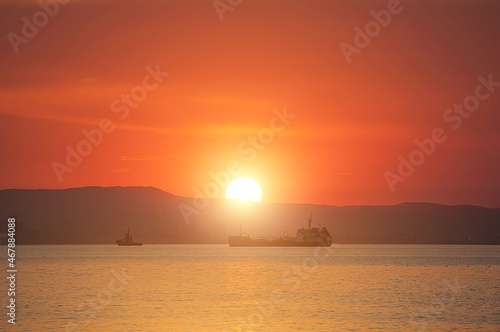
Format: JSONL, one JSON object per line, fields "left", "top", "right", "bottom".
{"left": 0, "top": 186, "right": 498, "bottom": 245}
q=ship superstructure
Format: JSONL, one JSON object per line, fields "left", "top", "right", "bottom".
{"left": 116, "top": 227, "right": 142, "bottom": 246}
{"left": 228, "top": 214, "right": 332, "bottom": 247}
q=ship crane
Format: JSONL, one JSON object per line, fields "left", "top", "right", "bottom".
{"left": 307, "top": 213, "right": 313, "bottom": 241}
{"left": 228, "top": 213, "right": 332, "bottom": 247}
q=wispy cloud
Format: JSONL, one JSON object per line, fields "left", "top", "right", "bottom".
{"left": 0, "top": 110, "right": 282, "bottom": 137}
{"left": 110, "top": 168, "right": 131, "bottom": 173}
{"left": 119, "top": 155, "right": 163, "bottom": 161}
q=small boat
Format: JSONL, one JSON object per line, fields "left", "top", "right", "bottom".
{"left": 116, "top": 228, "right": 142, "bottom": 246}
{"left": 228, "top": 214, "right": 332, "bottom": 247}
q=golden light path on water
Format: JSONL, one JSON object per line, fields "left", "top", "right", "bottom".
{"left": 5, "top": 245, "right": 500, "bottom": 331}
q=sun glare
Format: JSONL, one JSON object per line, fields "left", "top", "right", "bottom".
{"left": 225, "top": 178, "right": 262, "bottom": 202}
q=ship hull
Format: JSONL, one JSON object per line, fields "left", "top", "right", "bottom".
{"left": 116, "top": 241, "right": 142, "bottom": 246}
{"left": 116, "top": 227, "right": 142, "bottom": 246}
{"left": 228, "top": 236, "right": 331, "bottom": 247}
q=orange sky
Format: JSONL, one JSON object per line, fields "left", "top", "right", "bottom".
{"left": 1, "top": 0, "right": 499, "bottom": 207}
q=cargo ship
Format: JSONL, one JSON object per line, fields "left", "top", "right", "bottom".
{"left": 116, "top": 228, "right": 142, "bottom": 246}
{"left": 228, "top": 214, "right": 332, "bottom": 247}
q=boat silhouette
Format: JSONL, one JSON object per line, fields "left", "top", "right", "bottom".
{"left": 116, "top": 227, "right": 142, "bottom": 246}
{"left": 228, "top": 214, "right": 332, "bottom": 247}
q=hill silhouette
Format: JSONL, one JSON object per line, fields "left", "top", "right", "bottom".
{"left": 0, "top": 186, "right": 498, "bottom": 245}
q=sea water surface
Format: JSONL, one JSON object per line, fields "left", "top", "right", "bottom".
{"left": 3, "top": 244, "right": 500, "bottom": 331}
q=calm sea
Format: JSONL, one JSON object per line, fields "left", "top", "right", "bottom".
{"left": 2, "top": 245, "right": 499, "bottom": 331}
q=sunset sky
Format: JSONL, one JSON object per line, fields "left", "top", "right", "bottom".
{"left": 1, "top": 0, "right": 499, "bottom": 207}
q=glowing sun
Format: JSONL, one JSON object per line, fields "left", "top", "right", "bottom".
{"left": 225, "top": 178, "right": 262, "bottom": 202}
